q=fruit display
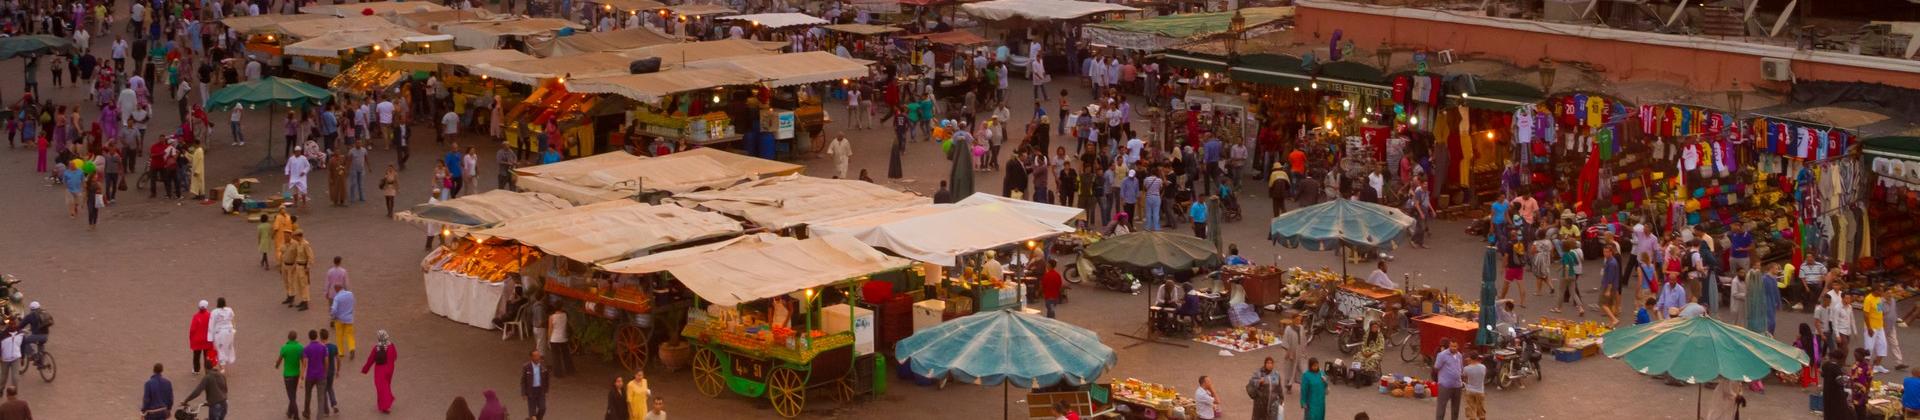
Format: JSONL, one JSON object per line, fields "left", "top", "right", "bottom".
{"left": 434, "top": 241, "right": 537, "bottom": 282}
{"left": 1114, "top": 378, "right": 1196, "bottom": 412}
{"left": 1531, "top": 318, "right": 1614, "bottom": 344}
{"left": 684, "top": 312, "right": 854, "bottom": 363}
{"left": 1193, "top": 326, "right": 1283, "bottom": 353}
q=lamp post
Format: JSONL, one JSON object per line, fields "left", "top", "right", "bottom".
{"left": 1727, "top": 79, "right": 1744, "bottom": 113}
{"left": 1376, "top": 43, "right": 1391, "bottom": 70}
{"left": 1538, "top": 58, "right": 1557, "bottom": 95}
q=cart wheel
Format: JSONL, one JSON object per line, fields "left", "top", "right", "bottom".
{"left": 828, "top": 377, "right": 856, "bottom": 403}
{"left": 614, "top": 324, "right": 650, "bottom": 371}
{"left": 767, "top": 367, "right": 806, "bottom": 418}
{"left": 1398, "top": 334, "right": 1420, "bottom": 363}
{"left": 692, "top": 347, "right": 724, "bottom": 398}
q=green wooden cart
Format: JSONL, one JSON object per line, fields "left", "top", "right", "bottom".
{"left": 681, "top": 284, "right": 885, "bottom": 418}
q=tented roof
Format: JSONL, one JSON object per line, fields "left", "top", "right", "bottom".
{"left": 395, "top": 190, "right": 573, "bottom": 228}
{"left": 266, "top": 15, "right": 404, "bottom": 38}
{"left": 895, "top": 30, "right": 989, "bottom": 46}
{"left": 282, "top": 26, "right": 430, "bottom": 56}
{"left": 960, "top": 0, "right": 1137, "bottom": 21}
{"left": 669, "top": 175, "right": 931, "bottom": 229}
{"left": 529, "top": 27, "right": 681, "bottom": 57}
{"left": 666, "top": 4, "right": 736, "bottom": 15}
{"left": 439, "top": 17, "right": 583, "bottom": 49}
{"left": 565, "top": 68, "right": 759, "bottom": 102}
{"left": 221, "top": 14, "right": 334, "bottom": 33}
{"left": 382, "top": 48, "right": 536, "bottom": 71}
{"left": 810, "top": 202, "right": 1074, "bottom": 264}
{"left": 590, "top": 0, "right": 668, "bottom": 11}
{"left": 953, "top": 192, "right": 1084, "bottom": 224}
{"left": 512, "top": 149, "right": 804, "bottom": 204}
{"left": 474, "top": 200, "right": 743, "bottom": 263}
{"left": 686, "top": 51, "right": 873, "bottom": 87}
{"left": 821, "top": 23, "right": 903, "bottom": 35}
{"left": 388, "top": 9, "right": 494, "bottom": 32}
{"left": 471, "top": 52, "right": 639, "bottom": 84}
{"left": 1082, "top": 7, "right": 1290, "bottom": 50}
{"left": 300, "top": 1, "right": 448, "bottom": 17}
{"left": 601, "top": 234, "right": 911, "bottom": 306}
{"left": 619, "top": 39, "right": 785, "bottom": 66}
{"left": 716, "top": 13, "right": 831, "bottom": 29}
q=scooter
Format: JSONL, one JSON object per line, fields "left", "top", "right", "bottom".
{"left": 1491, "top": 327, "right": 1545, "bottom": 390}
{"left": 1065, "top": 257, "right": 1141, "bottom": 293}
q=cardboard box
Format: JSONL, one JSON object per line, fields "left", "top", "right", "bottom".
{"left": 912, "top": 300, "right": 947, "bottom": 333}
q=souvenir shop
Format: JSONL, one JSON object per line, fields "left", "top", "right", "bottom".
{"left": 1864, "top": 136, "right": 1920, "bottom": 283}
{"left": 1742, "top": 113, "right": 1868, "bottom": 268}
{"left": 1501, "top": 92, "right": 1636, "bottom": 219}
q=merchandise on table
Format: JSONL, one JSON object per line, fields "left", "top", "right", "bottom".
{"left": 683, "top": 306, "right": 853, "bottom": 363}
{"left": 428, "top": 241, "right": 537, "bottom": 282}
{"left": 1193, "top": 326, "right": 1282, "bottom": 352}
{"left": 1113, "top": 377, "right": 1197, "bottom": 413}
{"left": 1530, "top": 318, "right": 1614, "bottom": 346}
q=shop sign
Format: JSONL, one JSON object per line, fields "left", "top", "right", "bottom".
{"left": 777, "top": 111, "right": 796, "bottom": 140}
{"left": 1322, "top": 82, "right": 1388, "bottom": 99}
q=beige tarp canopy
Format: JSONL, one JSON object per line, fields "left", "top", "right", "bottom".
{"left": 667, "top": 4, "right": 737, "bottom": 15}
{"left": 687, "top": 51, "right": 872, "bottom": 87}
{"left": 894, "top": 30, "right": 989, "bottom": 47}
{"left": 953, "top": 192, "right": 1085, "bottom": 224}
{"left": 618, "top": 39, "right": 785, "bottom": 66}
{"left": 600, "top": 234, "right": 911, "bottom": 306}
{"left": 960, "top": 0, "right": 1138, "bottom": 21}
{"left": 474, "top": 200, "right": 743, "bottom": 263}
{"left": 590, "top": 0, "right": 667, "bottom": 11}
{"left": 381, "top": 48, "right": 536, "bottom": 72}
{"left": 565, "top": 68, "right": 759, "bottom": 102}
{"left": 716, "top": 13, "right": 831, "bottom": 29}
{"left": 439, "top": 17, "right": 584, "bottom": 49}
{"left": 810, "top": 202, "right": 1075, "bottom": 264}
{"left": 265, "top": 15, "right": 408, "bottom": 38}
{"left": 470, "top": 51, "right": 639, "bottom": 85}
{"left": 529, "top": 27, "right": 681, "bottom": 57}
{"left": 221, "top": 14, "right": 333, "bottom": 33}
{"left": 300, "top": 1, "right": 449, "bottom": 17}
{"left": 669, "top": 175, "right": 931, "bottom": 229}
{"left": 389, "top": 9, "right": 494, "bottom": 32}
{"left": 282, "top": 26, "right": 431, "bottom": 56}
{"left": 512, "top": 149, "right": 804, "bottom": 204}
{"left": 821, "top": 23, "right": 902, "bottom": 36}
{"left": 394, "top": 190, "right": 574, "bottom": 229}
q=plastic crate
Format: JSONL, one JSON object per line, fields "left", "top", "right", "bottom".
{"left": 1552, "top": 347, "right": 1582, "bottom": 363}
{"left": 1809, "top": 394, "right": 1822, "bottom": 412}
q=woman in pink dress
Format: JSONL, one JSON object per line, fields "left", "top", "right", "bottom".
{"left": 360, "top": 330, "right": 399, "bottom": 413}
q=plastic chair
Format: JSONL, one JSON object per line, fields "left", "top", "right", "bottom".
{"left": 499, "top": 304, "right": 532, "bottom": 341}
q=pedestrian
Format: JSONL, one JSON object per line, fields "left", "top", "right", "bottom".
{"left": 521, "top": 350, "right": 552, "bottom": 420}
{"left": 1280, "top": 313, "right": 1307, "bottom": 393}
{"left": 476, "top": 390, "right": 508, "bottom": 420}
{"left": 257, "top": 215, "right": 275, "bottom": 270}
{"left": 827, "top": 134, "right": 851, "bottom": 179}
{"left": 0, "top": 386, "right": 30, "bottom": 420}
{"left": 1554, "top": 239, "right": 1586, "bottom": 317}
{"left": 331, "top": 285, "right": 356, "bottom": 360}
{"left": 443, "top": 145, "right": 464, "bottom": 197}
{"left": 1040, "top": 259, "right": 1063, "bottom": 318}
{"left": 302, "top": 330, "right": 327, "bottom": 418}
{"left": 496, "top": 142, "right": 516, "bottom": 190}
{"left": 1865, "top": 287, "right": 1892, "bottom": 373}
{"left": 547, "top": 308, "right": 572, "bottom": 377}
{"left": 321, "top": 329, "right": 340, "bottom": 415}
{"left": 1433, "top": 339, "right": 1464, "bottom": 420}
{"left": 285, "top": 146, "right": 310, "bottom": 208}
{"left": 1248, "top": 357, "right": 1284, "bottom": 420}
{"left": 328, "top": 149, "right": 348, "bottom": 206}
{"left": 1463, "top": 349, "right": 1487, "bottom": 420}
{"left": 1746, "top": 263, "right": 1780, "bottom": 336}
{"left": 282, "top": 231, "right": 314, "bottom": 311}
{"left": 1599, "top": 247, "right": 1623, "bottom": 325}
{"left": 381, "top": 165, "right": 400, "bottom": 216}
{"left": 1299, "top": 358, "right": 1326, "bottom": 420}
{"left": 326, "top": 257, "right": 351, "bottom": 307}
{"left": 276, "top": 331, "right": 303, "bottom": 419}
{"left": 1193, "top": 375, "right": 1219, "bottom": 419}
{"left": 643, "top": 397, "right": 665, "bottom": 420}
{"left": 625, "top": 370, "right": 650, "bottom": 420}
{"left": 209, "top": 298, "right": 236, "bottom": 367}
{"left": 463, "top": 147, "right": 479, "bottom": 195}
{"left": 605, "top": 377, "right": 628, "bottom": 420}
{"left": 183, "top": 364, "right": 229, "bottom": 420}
{"left": 360, "top": 330, "right": 398, "bottom": 413}
{"left": 1188, "top": 196, "right": 1208, "bottom": 238}
{"left": 0, "top": 325, "right": 17, "bottom": 393}
{"left": 190, "top": 300, "right": 212, "bottom": 375}
{"left": 140, "top": 363, "right": 173, "bottom": 420}
{"left": 447, "top": 396, "right": 476, "bottom": 420}
{"left": 349, "top": 144, "right": 368, "bottom": 203}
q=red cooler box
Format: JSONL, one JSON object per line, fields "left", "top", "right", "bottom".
{"left": 1414, "top": 315, "right": 1479, "bottom": 360}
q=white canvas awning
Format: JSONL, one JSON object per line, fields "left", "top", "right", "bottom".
{"left": 282, "top": 26, "right": 429, "bottom": 56}
{"left": 528, "top": 27, "right": 682, "bottom": 57}
{"left": 589, "top": 0, "right": 667, "bottom": 11}
{"left": 715, "top": 13, "right": 830, "bottom": 29}
{"left": 809, "top": 202, "right": 1074, "bottom": 264}
{"left": 389, "top": 9, "right": 493, "bottom": 33}
{"left": 564, "top": 68, "right": 759, "bottom": 103}
{"left": 438, "top": 17, "right": 583, "bottom": 49}
{"left": 382, "top": 48, "right": 536, "bottom": 72}
{"left": 394, "top": 190, "right": 574, "bottom": 228}
{"left": 618, "top": 39, "right": 785, "bottom": 66}
{"left": 666, "top": 4, "right": 736, "bottom": 16}
{"left": 953, "top": 192, "right": 1085, "bottom": 224}
{"left": 470, "top": 51, "right": 638, "bottom": 85}
{"left": 960, "top": 0, "right": 1136, "bottom": 21}
{"left": 601, "top": 234, "right": 911, "bottom": 306}
{"left": 473, "top": 200, "right": 743, "bottom": 263}
{"left": 300, "top": 1, "right": 449, "bottom": 17}
{"left": 686, "top": 51, "right": 872, "bottom": 87}
{"left": 264, "top": 15, "right": 401, "bottom": 37}
{"left": 221, "top": 14, "right": 334, "bottom": 34}
{"left": 669, "top": 175, "right": 931, "bottom": 229}
{"left": 512, "top": 149, "right": 804, "bottom": 204}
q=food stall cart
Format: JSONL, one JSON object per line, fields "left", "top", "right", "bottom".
{"left": 601, "top": 234, "right": 912, "bottom": 418}
{"left": 511, "top": 148, "right": 804, "bottom": 205}
{"left": 1110, "top": 377, "right": 1198, "bottom": 419}
{"left": 374, "top": 48, "right": 535, "bottom": 112}
{"left": 1412, "top": 314, "right": 1478, "bottom": 362}
{"left": 820, "top": 23, "right": 903, "bottom": 60}
{"left": 681, "top": 51, "right": 876, "bottom": 155}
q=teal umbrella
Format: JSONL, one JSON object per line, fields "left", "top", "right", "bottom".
{"left": 0, "top": 35, "right": 75, "bottom": 59}
{"left": 1268, "top": 198, "right": 1414, "bottom": 276}
{"left": 1600, "top": 316, "right": 1809, "bottom": 418}
{"left": 1476, "top": 246, "right": 1498, "bottom": 346}
{"left": 1081, "top": 231, "right": 1222, "bottom": 272}
{"left": 896, "top": 309, "right": 1118, "bottom": 419}
{"left": 206, "top": 77, "right": 333, "bottom": 164}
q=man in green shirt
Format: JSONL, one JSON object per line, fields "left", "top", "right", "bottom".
{"left": 274, "top": 331, "right": 303, "bottom": 419}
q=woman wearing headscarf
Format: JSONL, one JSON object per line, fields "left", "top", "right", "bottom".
{"left": 476, "top": 390, "right": 508, "bottom": 420}
{"left": 445, "top": 396, "right": 476, "bottom": 420}
{"left": 1821, "top": 359, "right": 1854, "bottom": 419}
{"left": 208, "top": 298, "right": 236, "bottom": 366}
{"left": 361, "top": 330, "right": 399, "bottom": 413}
{"left": 1794, "top": 323, "right": 1823, "bottom": 389}
{"left": 604, "top": 377, "right": 628, "bottom": 420}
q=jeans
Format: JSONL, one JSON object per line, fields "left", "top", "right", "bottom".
{"left": 230, "top": 121, "right": 243, "bottom": 144}
{"left": 206, "top": 401, "right": 228, "bottom": 420}
{"left": 283, "top": 377, "right": 299, "bottom": 418}
{"left": 1435, "top": 386, "right": 1462, "bottom": 420}
{"left": 349, "top": 170, "right": 365, "bottom": 202}
{"left": 1045, "top": 298, "right": 1060, "bottom": 318}
{"left": 304, "top": 379, "right": 322, "bottom": 416}
{"left": 1144, "top": 195, "right": 1162, "bottom": 231}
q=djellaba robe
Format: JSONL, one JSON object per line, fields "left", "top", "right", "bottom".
{"left": 360, "top": 342, "right": 398, "bottom": 412}
{"left": 1299, "top": 370, "right": 1327, "bottom": 420}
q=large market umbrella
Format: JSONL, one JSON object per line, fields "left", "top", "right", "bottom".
{"left": 205, "top": 77, "right": 333, "bottom": 166}
{"left": 1081, "top": 231, "right": 1223, "bottom": 272}
{"left": 1268, "top": 198, "right": 1415, "bottom": 276}
{"left": 895, "top": 309, "right": 1118, "bottom": 419}
{"left": 948, "top": 138, "right": 974, "bottom": 200}
{"left": 1600, "top": 316, "right": 1809, "bottom": 418}
{"left": 0, "top": 35, "right": 74, "bottom": 60}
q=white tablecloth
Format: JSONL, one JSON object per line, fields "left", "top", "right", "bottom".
{"left": 423, "top": 270, "right": 505, "bottom": 330}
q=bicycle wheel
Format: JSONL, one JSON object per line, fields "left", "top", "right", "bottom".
{"left": 1398, "top": 333, "right": 1420, "bottom": 363}
{"left": 34, "top": 352, "right": 53, "bottom": 382}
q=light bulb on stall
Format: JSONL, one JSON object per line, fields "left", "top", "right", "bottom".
{"left": 1409, "top": 116, "right": 1420, "bottom": 126}
{"left": 1292, "top": 87, "right": 1300, "bottom": 92}
{"left": 1311, "top": 82, "right": 1319, "bottom": 89}
{"left": 1361, "top": 117, "right": 1369, "bottom": 124}
{"left": 1485, "top": 131, "right": 1495, "bottom": 140}
{"left": 1342, "top": 99, "right": 1352, "bottom": 109}
{"left": 712, "top": 94, "right": 721, "bottom": 103}
{"left": 1323, "top": 119, "right": 1333, "bottom": 130}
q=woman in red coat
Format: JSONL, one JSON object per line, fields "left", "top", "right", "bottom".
{"left": 361, "top": 330, "right": 399, "bottom": 413}
{"left": 189, "top": 301, "right": 213, "bottom": 375}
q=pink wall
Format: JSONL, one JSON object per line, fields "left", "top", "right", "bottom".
{"left": 1294, "top": 6, "right": 1920, "bottom": 92}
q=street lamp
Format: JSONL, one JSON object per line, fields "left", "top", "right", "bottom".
{"left": 1538, "top": 58, "right": 1557, "bottom": 95}
{"left": 1727, "top": 79, "right": 1744, "bottom": 113}
{"left": 1376, "top": 44, "right": 1391, "bottom": 70}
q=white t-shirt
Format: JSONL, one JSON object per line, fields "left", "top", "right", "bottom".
{"left": 549, "top": 311, "right": 569, "bottom": 343}
{"left": 441, "top": 112, "right": 459, "bottom": 135}
{"left": 377, "top": 101, "right": 395, "bottom": 124}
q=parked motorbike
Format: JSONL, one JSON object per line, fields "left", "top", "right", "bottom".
{"left": 1066, "top": 258, "right": 1141, "bottom": 293}
{"left": 1490, "top": 327, "right": 1545, "bottom": 390}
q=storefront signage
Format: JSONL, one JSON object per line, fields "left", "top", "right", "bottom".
{"left": 777, "top": 111, "right": 796, "bottom": 140}
{"left": 1322, "top": 82, "right": 1388, "bottom": 99}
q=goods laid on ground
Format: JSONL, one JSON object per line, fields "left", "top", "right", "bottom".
{"left": 1192, "top": 326, "right": 1281, "bottom": 352}
{"left": 1112, "top": 377, "right": 1196, "bottom": 418}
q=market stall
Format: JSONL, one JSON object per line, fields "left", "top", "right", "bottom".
{"left": 1081, "top": 6, "right": 1291, "bottom": 52}
{"left": 283, "top": 29, "right": 448, "bottom": 78}
{"left": 667, "top": 175, "right": 931, "bottom": 231}
{"left": 242, "top": 16, "right": 402, "bottom": 75}
{"left": 1865, "top": 136, "right": 1920, "bottom": 282}
{"left": 437, "top": 17, "right": 584, "bottom": 51}
{"left": 219, "top": 14, "right": 333, "bottom": 35}
{"left": 527, "top": 26, "right": 682, "bottom": 57}
{"left": 812, "top": 201, "right": 1077, "bottom": 321}
{"left": 681, "top": 51, "right": 877, "bottom": 155}
{"left": 394, "top": 190, "right": 574, "bottom": 232}
{"left": 512, "top": 148, "right": 805, "bottom": 204}
{"left": 300, "top": 0, "right": 449, "bottom": 16}
{"left": 895, "top": 309, "right": 1119, "bottom": 420}
{"left": 715, "top": 13, "right": 833, "bottom": 48}
{"left": 662, "top": 4, "right": 738, "bottom": 39}
{"left": 820, "top": 23, "right": 903, "bottom": 59}
{"left": 601, "top": 234, "right": 913, "bottom": 418}
{"left": 387, "top": 9, "right": 494, "bottom": 33}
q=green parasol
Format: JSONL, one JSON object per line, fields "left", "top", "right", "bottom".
{"left": 1476, "top": 245, "right": 1499, "bottom": 346}
{"left": 1081, "top": 231, "right": 1222, "bottom": 272}
{"left": 205, "top": 77, "right": 333, "bottom": 165}
{"left": 0, "top": 35, "right": 75, "bottom": 60}
{"left": 1600, "top": 316, "right": 1809, "bottom": 419}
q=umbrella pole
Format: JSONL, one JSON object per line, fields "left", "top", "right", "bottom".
{"left": 1004, "top": 382, "right": 1009, "bottom": 420}
{"left": 254, "top": 102, "right": 278, "bottom": 171}
{"left": 1696, "top": 384, "right": 1702, "bottom": 420}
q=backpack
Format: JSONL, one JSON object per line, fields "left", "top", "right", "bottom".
{"left": 372, "top": 344, "right": 388, "bottom": 365}
{"left": 33, "top": 309, "right": 52, "bottom": 329}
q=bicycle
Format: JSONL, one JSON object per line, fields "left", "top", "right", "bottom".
{"left": 18, "top": 342, "right": 53, "bottom": 382}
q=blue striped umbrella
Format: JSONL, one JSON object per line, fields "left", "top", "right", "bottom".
{"left": 1267, "top": 198, "right": 1416, "bottom": 251}
{"left": 895, "top": 309, "right": 1117, "bottom": 418}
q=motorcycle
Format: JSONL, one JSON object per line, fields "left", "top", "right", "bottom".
{"left": 1490, "top": 326, "right": 1545, "bottom": 390}
{"left": 1330, "top": 306, "right": 1383, "bottom": 355}
{"left": 1065, "top": 258, "right": 1141, "bottom": 293}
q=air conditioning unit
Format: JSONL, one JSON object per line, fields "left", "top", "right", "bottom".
{"left": 1761, "top": 58, "right": 1793, "bottom": 81}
